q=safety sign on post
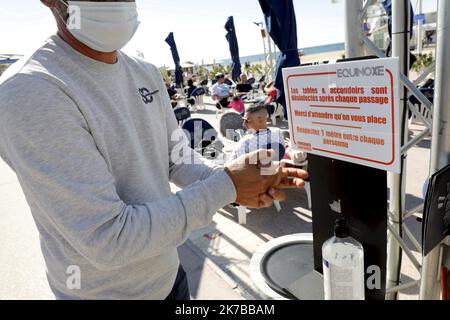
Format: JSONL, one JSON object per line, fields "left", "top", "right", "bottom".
{"left": 283, "top": 57, "right": 400, "bottom": 173}
{"left": 415, "top": 13, "right": 426, "bottom": 25}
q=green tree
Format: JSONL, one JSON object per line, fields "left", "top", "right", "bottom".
{"left": 159, "top": 66, "right": 170, "bottom": 82}
{"left": 412, "top": 53, "right": 434, "bottom": 73}
{"left": 249, "top": 64, "right": 263, "bottom": 77}
{"left": 196, "top": 65, "right": 208, "bottom": 80}
{"left": 208, "top": 65, "right": 227, "bottom": 79}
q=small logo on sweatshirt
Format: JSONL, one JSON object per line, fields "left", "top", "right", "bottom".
{"left": 139, "top": 88, "right": 159, "bottom": 104}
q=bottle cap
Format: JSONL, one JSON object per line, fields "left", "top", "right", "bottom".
{"left": 334, "top": 218, "right": 350, "bottom": 238}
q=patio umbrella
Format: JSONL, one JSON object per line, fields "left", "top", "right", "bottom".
{"left": 382, "top": 0, "right": 414, "bottom": 40}
{"left": 381, "top": 0, "right": 416, "bottom": 67}
{"left": 224, "top": 16, "right": 242, "bottom": 82}
{"left": 259, "top": 0, "right": 301, "bottom": 119}
{"left": 165, "top": 32, "right": 183, "bottom": 88}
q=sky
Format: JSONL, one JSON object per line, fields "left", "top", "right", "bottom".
{"left": 0, "top": 0, "right": 438, "bottom": 67}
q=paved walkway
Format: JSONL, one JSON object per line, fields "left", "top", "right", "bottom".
{"left": 0, "top": 159, "right": 54, "bottom": 299}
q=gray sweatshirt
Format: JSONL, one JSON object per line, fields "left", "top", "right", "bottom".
{"left": 0, "top": 35, "right": 236, "bottom": 300}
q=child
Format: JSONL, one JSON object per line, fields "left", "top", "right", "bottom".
{"left": 229, "top": 104, "right": 284, "bottom": 161}
{"left": 228, "top": 103, "right": 308, "bottom": 164}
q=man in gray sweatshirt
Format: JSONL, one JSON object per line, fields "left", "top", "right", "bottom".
{"left": 0, "top": 0, "right": 308, "bottom": 299}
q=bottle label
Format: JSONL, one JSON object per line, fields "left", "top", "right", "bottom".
{"left": 323, "top": 259, "right": 361, "bottom": 300}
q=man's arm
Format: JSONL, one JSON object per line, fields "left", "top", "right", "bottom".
{"left": 0, "top": 75, "right": 236, "bottom": 272}
{"left": 152, "top": 66, "right": 232, "bottom": 187}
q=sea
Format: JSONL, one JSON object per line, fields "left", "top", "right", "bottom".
{"left": 217, "top": 42, "right": 345, "bottom": 65}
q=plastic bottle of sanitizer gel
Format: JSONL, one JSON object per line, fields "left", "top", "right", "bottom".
{"left": 322, "top": 218, "right": 365, "bottom": 300}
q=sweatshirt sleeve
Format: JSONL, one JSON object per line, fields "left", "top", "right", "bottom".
{"left": 0, "top": 75, "right": 235, "bottom": 272}
{"left": 149, "top": 64, "right": 235, "bottom": 193}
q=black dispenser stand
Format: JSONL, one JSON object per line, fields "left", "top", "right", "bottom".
{"left": 309, "top": 154, "right": 387, "bottom": 300}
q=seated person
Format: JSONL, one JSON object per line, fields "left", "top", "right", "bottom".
{"left": 262, "top": 80, "right": 279, "bottom": 115}
{"left": 211, "top": 73, "right": 232, "bottom": 109}
{"left": 249, "top": 80, "right": 278, "bottom": 115}
{"left": 166, "top": 82, "right": 179, "bottom": 108}
{"left": 229, "top": 103, "right": 307, "bottom": 164}
{"left": 263, "top": 80, "right": 278, "bottom": 104}
{"left": 185, "top": 79, "right": 197, "bottom": 106}
{"left": 229, "top": 104, "right": 283, "bottom": 161}
{"left": 236, "top": 73, "right": 253, "bottom": 98}
{"left": 228, "top": 98, "right": 245, "bottom": 116}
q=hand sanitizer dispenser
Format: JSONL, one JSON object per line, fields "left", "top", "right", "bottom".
{"left": 322, "top": 218, "right": 365, "bottom": 300}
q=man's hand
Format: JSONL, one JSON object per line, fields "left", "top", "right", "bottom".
{"left": 224, "top": 150, "right": 309, "bottom": 209}
{"left": 263, "top": 161, "right": 309, "bottom": 202}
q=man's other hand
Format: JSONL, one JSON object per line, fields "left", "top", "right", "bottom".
{"left": 224, "top": 150, "right": 309, "bottom": 209}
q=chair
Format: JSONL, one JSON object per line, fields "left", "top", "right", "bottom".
{"left": 258, "top": 75, "right": 266, "bottom": 84}
{"left": 219, "top": 112, "right": 245, "bottom": 142}
{"left": 269, "top": 103, "right": 284, "bottom": 125}
{"left": 409, "top": 86, "right": 434, "bottom": 125}
{"left": 173, "top": 107, "right": 191, "bottom": 126}
{"left": 189, "top": 87, "right": 207, "bottom": 111}
{"left": 199, "top": 79, "right": 210, "bottom": 96}
{"left": 252, "top": 75, "right": 266, "bottom": 91}
{"left": 181, "top": 118, "right": 222, "bottom": 159}
{"left": 213, "top": 98, "right": 228, "bottom": 118}
{"left": 225, "top": 78, "right": 237, "bottom": 96}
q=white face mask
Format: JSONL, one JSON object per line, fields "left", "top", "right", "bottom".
{"left": 62, "top": 1, "right": 140, "bottom": 53}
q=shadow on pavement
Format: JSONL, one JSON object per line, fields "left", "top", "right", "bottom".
{"left": 218, "top": 188, "right": 313, "bottom": 240}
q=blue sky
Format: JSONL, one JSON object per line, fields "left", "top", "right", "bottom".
{"left": 0, "top": 0, "right": 437, "bottom": 67}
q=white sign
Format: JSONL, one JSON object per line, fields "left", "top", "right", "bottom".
{"left": 283, "top": 57, "right": 400, "bottom": 173}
